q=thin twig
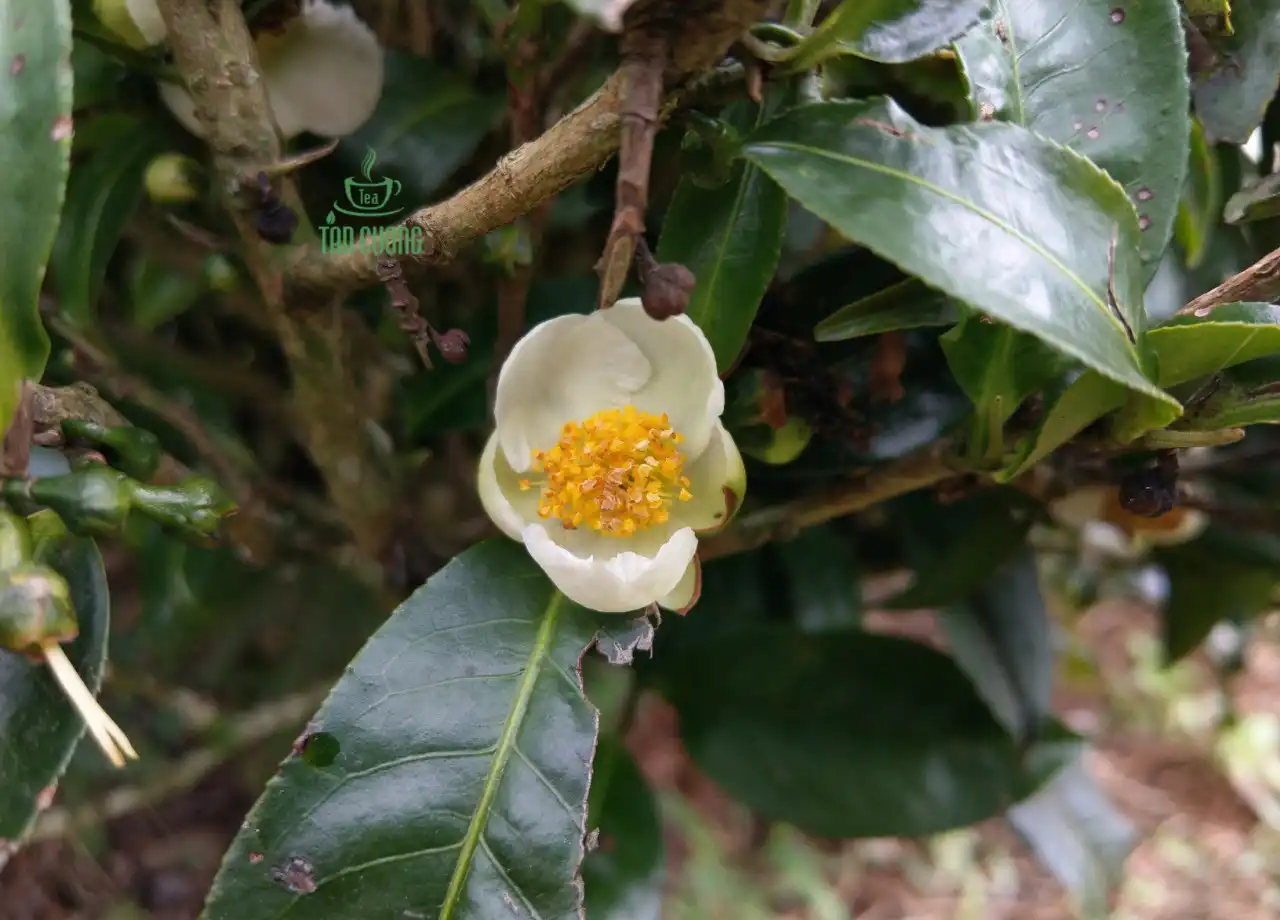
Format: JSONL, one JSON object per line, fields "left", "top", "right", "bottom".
{"left": 699, "top": 440, "right": 961, "bottom": 561}
{"left": 44, "top": 313, "right": 251, "bottom": 501}
{"left": 27, "top": 685, "right": 329, "bottom": 844}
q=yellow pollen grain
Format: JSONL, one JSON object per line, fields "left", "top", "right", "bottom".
{"left": 529, "top": 405, "right": 693, "bottom": 537}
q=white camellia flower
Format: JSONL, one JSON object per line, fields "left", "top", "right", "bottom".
{"left": 478, "top": 298, "right": 747, "bottom": 614}
{"left": 98, "top": 0, "right": 383, "bottom": 141}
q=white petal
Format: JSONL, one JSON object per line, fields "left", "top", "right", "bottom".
{"left": 521, "top": 523, "right": 697, "bottom": 613}
{"left": 158, "top": 80, "right": 206, "bottom": 138}
{"left": 259, "top": 0, "right": 384, "bottom": 139}
{"left": 477, "top": 432, "right": 540, "bottom": 540}
{"left": 124, "top": 0, "right": 167, "bottom": 45}
{"left": 674, "top": 420, "right": 746, "bottom": 533}
{"left": 655, "top": 556, "right": 701, "bottom": 613}
{"left": 597, "top": 298, "right": 724, "bottom": 461}
{"left": 495, "top": 313, "right": 651, "bottom": 473}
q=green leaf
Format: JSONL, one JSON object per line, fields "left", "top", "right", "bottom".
{"left": 658, "top": 99, "right": 788, "bottom": 373}
{"left": 333, "top": 53, "right": 505, "bottom": 209}
{"left": 1006, "top": 757, "right": 1137, "bottom": 914}
{"left": 997, "top": 372, "right": 1127, "bottom": 481}
{"left": 583, "top": 741, "right": 663, "bottom": 920}
{"left": 1192, "top": 0, "right": 1280, "bottom": 143}
{"left": 956, "top": 0, "right": 1191, "bottom": 280}
{"left": 742, "top": 99, "right": 1175, "bottom": 410}
{"left": 199, "top": 540, "right": 602, "bottom": 920}
{"left": 788, "top": 0, "right": 988, "bottom": 70}
{"left": 887, "top": 489, "right": 1036, "bottom": 610}
{"left": 940, "top": 313, "right": 1070, "bottom": 463}
{"left": 50, "top": 113, "right": 168, "bottom": 326}
{"left": 813, "top": 278, "right": 958, "bottom": 341}
{"left": 0, "top": 531, "right": 110, "bottom": 845}
{"left": 1223, "top": 170, "right": 1280, "bottom": 224}
{"left": 770, "top": 524, "right": 861, "bottom": 633}
{"left": 0, "top": 0, "right": 73, "bottom": 436}
{"left": 1148, "top": 301, "right": 1280, "bottom": 386}
{"left": 663, "top": 626, "right": 1078, "bottom": 838}
{"left": 1156, "top": 544, "right": 1277, "bottom": 662}
{"left": 941, "top": 548, "right": 1053, "bottom": 740}
{"left": 127, "top": 253, "right": 204, "bottom": 332}
{"left": 1175, "top": 118, "right": 1222, "bottom": 267}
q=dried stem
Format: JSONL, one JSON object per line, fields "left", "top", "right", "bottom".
{"left": 1178, "top": 245, "right": 1280, "bottom": 316}
{"left": 597, "top": 27, "right": 668, "bottom": 308}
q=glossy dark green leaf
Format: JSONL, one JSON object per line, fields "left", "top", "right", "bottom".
{"left": 1148, "top": 301, "right": 1280, "bottom": 386}
{"left": 0, "top": 530, "right": 110, "bottom": 845}
{"left": 664, "top": 626, "right": 1078, "bottom": 838}
{"left": 941, "top": 548, "right": 1053, "bottom": 741}
{"left": 583, "top": 740, "right": 663, "bottom": 920}
{"left": 887, "top": 490, "right": 1036, "bottom": 610}
{"left": 1174, "top": 118, "right": 1221, "bottom": 268}
{"left": 790, "top": 0, "right": 987, "bottom": 69}
{"left": 1007, "top": 757, "right": 1137, "bottom": 914}
{"left": 742, "top": 98, "right": 1175, "bottom": 410}
{"left": 813, "top": 278, "right": 958, "bottom": 341}
{"left": 200, "top": 540, "right": 602, "bottom": 920}
{"left": 658, "top": 98, "right": 788, "bottom": 372}
{"left": 1192, "top": 0, "right": 1280, "bottom": 143}
{"left": 50, "top": 114, "right": 168, "bottom": 326}
{"left": 770, "top": 524, "right": 861, "bottom": 633}
{"left": 956, "top": 0, "right": 1190, "bottom": 279}
{"left": 0, "top": 0, "right": 73, "bottom": 435}
{"left": 940, "top": 313, "right": 1070, "bottom": 463}
{"left": 332, "top": 53, "right": 505, "bottom": 209}
{"left": 1156, "top": 544, "right": 1277, "bottom": 662}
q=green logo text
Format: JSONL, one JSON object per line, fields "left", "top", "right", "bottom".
{"left": 320, "top": 147, "right": 425, "bottom": 256}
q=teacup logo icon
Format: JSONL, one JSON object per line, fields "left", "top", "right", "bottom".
{"left": 334, "top": 147, "right": 403, "bottom": 218}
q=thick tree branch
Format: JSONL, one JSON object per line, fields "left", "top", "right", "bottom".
{"left": 1178, "top": 245, "right": 1280, "bottom": 316}
{"left": 158, "top": 0, "right": 400, "bottom": 570}
{"left": 286, "top": 0, "right": 769, "bottom": 298}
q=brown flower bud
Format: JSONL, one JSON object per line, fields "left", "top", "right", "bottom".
{"left": 640, "top": 262, "right": 696, "bottom": 320}
{"left": 431, "top": 328, "right": 470, "bottom": 364}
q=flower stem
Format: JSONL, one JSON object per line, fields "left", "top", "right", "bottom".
{"left": 43, "top": 642, "right": 139, "bottom": 768}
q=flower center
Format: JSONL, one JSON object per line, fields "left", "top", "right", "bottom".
{"left": 521, "top": 405, "right": 693, "bottom": 537}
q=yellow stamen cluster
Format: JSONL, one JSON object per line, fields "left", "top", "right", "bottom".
{"left": 521, "top": 406, "right": 693, "bottom": 537}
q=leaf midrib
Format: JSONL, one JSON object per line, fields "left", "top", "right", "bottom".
{"left": 438, "top": 589, "right": 567, "bottom": 920}
{"left": 745, "top": 140, "right": 1129, "bottom": 339}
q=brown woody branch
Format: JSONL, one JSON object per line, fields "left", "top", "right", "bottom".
{"left": 158, "top": 0, "right": 401, "bottom": 572}
{"left": 286, "top": 0, "right": 770, "bottom": 300}
{"left": 1177, "top": 245, "right": 1280, "bottom": 316}
{"left": 699, "top": 440, "right": 962, "bottom": 561}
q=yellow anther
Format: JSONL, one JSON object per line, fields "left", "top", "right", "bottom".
{"left": 529, "top": 405, "right": 692, "bottom": 537}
